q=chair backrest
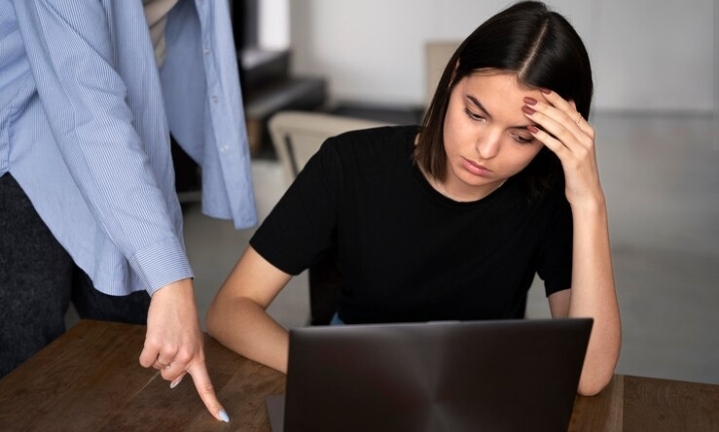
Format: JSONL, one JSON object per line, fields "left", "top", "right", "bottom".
{"left": 268, "top": 111, "right": 392, "bottom": 187}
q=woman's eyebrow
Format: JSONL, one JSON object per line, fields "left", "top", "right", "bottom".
{"left": 466, "top": 94, "right": 537, "bottom": 130}
{"left": 466, "top": 95, "right": 491, "bottom": 119}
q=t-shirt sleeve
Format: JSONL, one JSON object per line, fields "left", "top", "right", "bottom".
{"left": 250, "top": 138, "right": 342, "bottom": 275}
{"left": 536, "top": 191, "right": 574, "bottom": 297}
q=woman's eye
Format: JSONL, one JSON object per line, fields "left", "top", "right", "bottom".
{"left": 464, "top": 108, "right": 485, "bottom": 122}
{"left": 512, "top": 134, "right": 535, "bottom": 144}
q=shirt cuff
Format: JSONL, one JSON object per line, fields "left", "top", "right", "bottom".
{"left": 129, "top": 236, "right": 194, "bottom": 296}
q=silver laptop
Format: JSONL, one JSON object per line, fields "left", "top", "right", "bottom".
{"left": 267, "top": 318, "right": 592, "bottom": 432}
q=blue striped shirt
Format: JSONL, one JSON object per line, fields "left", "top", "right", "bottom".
{"left": 0, "top": 0, "right": 257, "bottom": 295}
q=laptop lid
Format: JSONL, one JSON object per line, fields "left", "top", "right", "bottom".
{"left": 269, "top": 318, "right": 592, "bottom": 432}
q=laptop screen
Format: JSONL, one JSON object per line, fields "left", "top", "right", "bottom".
{"left": 270, "top": 318, "right": 592, "bottom": 432}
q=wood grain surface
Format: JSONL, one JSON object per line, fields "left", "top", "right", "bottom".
{"left": 1, "top": 320, "right": 717, "bottom": 431}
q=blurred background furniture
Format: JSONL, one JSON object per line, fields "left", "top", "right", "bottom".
{"left": 425, "top": 41, "right": 460, "bottom": 106}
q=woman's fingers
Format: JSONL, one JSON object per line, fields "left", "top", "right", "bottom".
{"left": 522, "top": 103, "right": 579, "bottom": 153}
{"left": 140, "top": 280, "right": 229, "bottom": 422}
{"left": 522, "top": 96, "right": 594, "bottom": 153}
{"left": 538, "top": 90, "right": 595, "bottom": 139}
{"left": 524, "top": 90, "right": 604, "bottom": 206}
{"left": 187, "top": 361, "right": 230, "bottom": 423}
{"left": 525, "top": 123, "right": 568, "bottom": 157}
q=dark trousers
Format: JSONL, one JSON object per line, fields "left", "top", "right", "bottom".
{"left": 0, "top": 173, "right": 151, "bottom": 378}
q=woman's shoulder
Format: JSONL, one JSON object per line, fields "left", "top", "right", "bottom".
{"left": 311, "top": 125, "right": 419, "bottom": 180}
{"left": 322, "top": 125, "right": 420, "bottom": 156}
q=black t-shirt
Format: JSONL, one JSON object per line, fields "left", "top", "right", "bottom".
{"left": 251, "top": 126, "right": 573, "bottom": 324}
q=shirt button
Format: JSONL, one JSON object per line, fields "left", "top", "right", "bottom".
{"left": 204, "top": 47, "right": 210, "bottom": 55}
{"left": 220, "top": 145, "right": 228, "bottom": 153}
{"left": 212, "top": 95, "right": 218, "bottom": 103}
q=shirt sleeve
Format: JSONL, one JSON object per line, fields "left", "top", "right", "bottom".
{"left": 13, "top": 0, "right": 191, "bottom": 294}
{"left": 250, "top": 138, "right": 343, "bottom": 275}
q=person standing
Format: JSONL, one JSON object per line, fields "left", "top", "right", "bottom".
{"left": 0, "top": 0, "right": 256, "bottom": 422}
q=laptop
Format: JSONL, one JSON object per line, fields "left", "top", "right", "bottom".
{"left": 266, "top": 318, "right": 592, "bottom": 432}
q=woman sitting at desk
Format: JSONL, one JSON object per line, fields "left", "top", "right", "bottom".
{"left": 207, "top": 0, "right": 621, "bottom": 396}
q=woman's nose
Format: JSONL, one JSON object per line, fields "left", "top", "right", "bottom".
{"left": 476, "top": 131, "right": 501, "bottom": 159}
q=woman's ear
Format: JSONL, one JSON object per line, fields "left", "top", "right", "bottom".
{"left": 568, "top": 100, "right": 577, "bottom": 110}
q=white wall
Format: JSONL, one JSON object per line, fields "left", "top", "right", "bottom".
{"left": 259, "top": 0, "right": 291, "bottom": 50}
{"left": 288, "top": 0, "right": 713, "bottom": 113}
{"left": 714, "top": 0, "right": 718, "bottom": 149}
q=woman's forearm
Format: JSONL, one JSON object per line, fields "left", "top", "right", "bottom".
{"left": 568, "top": 199, "right": 622, "bottom": 395}
{"left": 206, "top": 247, "right": 294, "bottom": 374}
{"left": 207, "top": 297, "right": 290, "bottom": 373}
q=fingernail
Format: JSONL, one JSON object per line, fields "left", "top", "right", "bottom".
{"left": 524, "top": 97, "right": 537, "bottom": 105}
{"left": 170, "top": 376, "right": 183, "bottom": 389}
{"left": 527, "top": 125, "right": 539, "bottom": 134}
{"left": 541, "top": 88, "right": 551, "bottom": 94}
{"left": 219, "top": 409, "right": 230, "bottom": 423}
{"left": 521, "top": 105, "right": 535, "bottom": 115}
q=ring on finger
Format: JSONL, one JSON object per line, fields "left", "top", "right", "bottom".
{"left": 575, "top": 114, "right": 583, "bottom": 125}
{"left": 156, "top": 359, "right": 171, "bottom": 369}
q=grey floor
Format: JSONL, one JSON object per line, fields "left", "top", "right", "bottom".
{"left": 69, "top": 111, "right": 719, "bottom": 386}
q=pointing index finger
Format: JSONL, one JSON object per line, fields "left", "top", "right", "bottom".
{"left": 187, "top": 361, "right": 230, "bottom": 423}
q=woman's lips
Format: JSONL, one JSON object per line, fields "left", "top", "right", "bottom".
{"left": 461, "top": 158, "right": 492, "bottom": 177}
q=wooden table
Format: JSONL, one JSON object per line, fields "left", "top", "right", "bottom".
{"left": 0, "top": 320, "right": 717, "bottom": 431}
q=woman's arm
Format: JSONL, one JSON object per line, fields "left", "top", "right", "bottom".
{"left": 206, "top": 246, "right": 293, "bottom": 373}
{"left": 547, "top": 201, "right": 621, "bottom": 396}
{"left": 525, "top": 91, "right": 621, "bottom": 396}
{"left": 14, "top": 0, "right": 228, "bottom": 420}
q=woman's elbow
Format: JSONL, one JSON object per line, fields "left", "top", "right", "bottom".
{"left": 577, "top": 371, "right": 613, "bottom": 396}
{"left": 205, "top": 298, "right": 224, "bottom": 338}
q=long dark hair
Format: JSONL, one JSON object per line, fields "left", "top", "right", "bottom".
{"left": 415, "top": 1, "right": 593, "bottom": 198}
